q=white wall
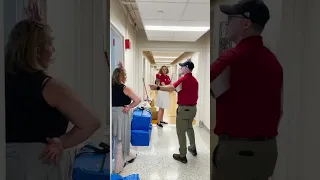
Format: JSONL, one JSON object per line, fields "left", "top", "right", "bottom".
{"left": 47, "top": 0, "right": 109, "bottom": 143}
{"left": 136, "top": 31, "right": 211, "bottom": 129}
{"left": 110, "top": 0, "right": 137, "bottom": 92}
{"left": 211, "top": 0, "right": 320, "bottom": 180}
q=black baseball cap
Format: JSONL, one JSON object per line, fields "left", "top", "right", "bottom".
{"left": 220, "top": 0, "right": 270, "bottom": 27}
{"left": 179, "top": 59, "right": 194, "bottom": 70}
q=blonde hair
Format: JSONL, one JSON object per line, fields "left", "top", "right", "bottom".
{"left": 158, "top": 65, "right": 169, "bottom": 75}
{"left": 112, "top": 68, "right": 126, "bottom": 85}
{"left": 5, "top": 19, "right": 53, "bottom": 73}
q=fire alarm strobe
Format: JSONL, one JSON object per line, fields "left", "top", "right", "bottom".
{"left": 125, "top": 39, "right": 131, "bottom": 49}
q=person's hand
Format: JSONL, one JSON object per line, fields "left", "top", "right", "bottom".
{"left": 117, "top": 61, "right": 124, "bottom": 69}
{"left": 39, "top": 137, "right": 63, "bottom": 166}
{"left": 122, "top": 105, "right": 131, "bottom": 114}
{"left": 25, "top": 0, "right": 43, "bottom": 22}
{"left": 149, "top": 85, "right": 157, "bottom": 90}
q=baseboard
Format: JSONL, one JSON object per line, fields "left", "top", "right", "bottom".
{"left": 199, "top": 121, "right": 210, "bottom": 133}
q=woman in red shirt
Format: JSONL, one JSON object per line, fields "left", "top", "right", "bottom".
{"left": 155, "top": 66, "right": 171, "bottom": 127}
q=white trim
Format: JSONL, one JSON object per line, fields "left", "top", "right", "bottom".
{"left": 0, "top": 0, "right": 5, "bottom": 178}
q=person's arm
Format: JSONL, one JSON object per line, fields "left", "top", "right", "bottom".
{"left": 158, "top": 76, "right": 185, "bottom": 92}
{"left": 42, "top": 78, "right": 101, "bottom": 150}
{"left": 210, "top": 50, "right": 236, "bottom": 82}
{"left": 123, "top": 86, "right": 141, "bottom": 109}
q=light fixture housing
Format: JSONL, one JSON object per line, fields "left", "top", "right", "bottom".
{"left": 145, "top": 25, "right": 210, "bottom": 32}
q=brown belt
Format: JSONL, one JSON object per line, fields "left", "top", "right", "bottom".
{"left": 218, "top": 134, "right": 275, "bottom": 141}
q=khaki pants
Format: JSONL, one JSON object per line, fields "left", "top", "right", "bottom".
{"left": 176, "top": 105, "right": 197, "bottom": 156}
{"left": 212, "top": 139, "right": 278, "bottom": 180}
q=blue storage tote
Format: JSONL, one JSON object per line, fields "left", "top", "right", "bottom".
{"left": 131, "top": 107, "right": 152, "bottom": 130}
{"left": 73, "top": 142, "right": 110, "bottom": 180}
{"left": 111, "top": 173, "right": 140, "bottom": 180}
{"left": 131, "top": 129, "right": 152, "bottom": 146}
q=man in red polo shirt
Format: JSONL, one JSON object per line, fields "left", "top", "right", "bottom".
{"left": 150, "top": 59, "right": 198, "bottom": 163}
{"left": 210, "top": 0, "right": 283, "bottom": 179}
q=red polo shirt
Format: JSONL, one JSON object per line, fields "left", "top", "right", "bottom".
{"left": 210, "top": 36, "right": 283, "bottom": 138}
{"left": 173, "top": 73, "right": 198, "bottom": 105}
{"left": 156, "top": 74, "right": 171, "bottom": 85}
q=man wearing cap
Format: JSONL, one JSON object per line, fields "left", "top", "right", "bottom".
{"left": 150, "top": 59, "right": 198, "bottom": 163}
{"left": 210, "top": 0, "right": 283, "bottom": 179}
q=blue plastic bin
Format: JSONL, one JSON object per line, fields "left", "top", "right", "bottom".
{"left": 131, "top": 108, "right": 152, "bottom": 130}
{"left": 73, "top": 144, "right": 110, "bottom": 180}
{"left": 131, "top": 129, "right": 152, "bottom": 146}
{"left": 111, "top": 173, "right": 140, "bottom": 180}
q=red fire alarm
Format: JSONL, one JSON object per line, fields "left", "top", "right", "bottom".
{"left": 125, "top": 39, "right": 131, "bottom": 49}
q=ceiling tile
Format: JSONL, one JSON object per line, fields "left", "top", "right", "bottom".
{"left": 136, "top": 2, "right": 186, "bottom": 20}
{"left": 143, "top": 20, "right": 180, "bottom": 26}
{"left": 181, "top": 3, "right": 210, "bottom": 21}
{"left": 173, "top": 31, "right": 206, "bottom": 42}
{"left": 152, "top": 51, "right": 184, "bottom": 57}
{"left": 178, "top": 20, "right": 210, "bottom": 27}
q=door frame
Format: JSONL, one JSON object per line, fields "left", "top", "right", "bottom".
{"left": 138, "top": 47, "right": 203, "bottom": 127}
{"left": 110, "top": 23, "right": 124, "bottom": 72}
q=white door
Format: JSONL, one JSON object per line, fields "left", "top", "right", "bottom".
{"left": 110, "top": 24, "right": 124, "bottom": 73}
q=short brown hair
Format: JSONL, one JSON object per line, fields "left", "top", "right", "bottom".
{"left": 158, "top": 66, "right": 169, "bottom": 75}
{"left": 112, "top": 68, "right": 126, "bottom": 85}
{"left": 5, "top": 20, "right": 53, "bottom": 73}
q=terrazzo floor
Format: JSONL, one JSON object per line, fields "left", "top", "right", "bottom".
{"left": 120, "top": 124, "right": 210, "bottom": 180}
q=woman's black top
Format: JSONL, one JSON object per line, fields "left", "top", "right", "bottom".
{"left": 5, "top": 71, "right": 69, "bottom": 144}
{"left": 112, "top": 83, "right": 132, "bottom": 107}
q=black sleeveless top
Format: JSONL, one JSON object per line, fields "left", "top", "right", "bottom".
{"left": 112, "top": 83, "right": 132, "bottom": 107}
{"left": 5, "top": 71, "right": 69, "bottom": 143}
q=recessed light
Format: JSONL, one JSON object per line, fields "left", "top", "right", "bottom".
{"left": 157, "top": 11, "right": 164, "bottom": 14}
{"left": 145, "top": 25, "right": 210, "bottom": 32}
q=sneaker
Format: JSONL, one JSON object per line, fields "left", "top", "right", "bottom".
{"left": 160, "top": 121, "right": 168, "bottom": 124}
{"left": 173, "top": 154, "right": 187, "bottom": 163}
{"left": 157, "top": 123, "right": 163, "bottom": 128}
{"left": 188, "top": 146, "right": 197, "bottom": 156}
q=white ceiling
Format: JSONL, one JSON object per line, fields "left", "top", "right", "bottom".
{"left": 135, "top": 0, "right": 210, "bottom": 42}
{"left": 151, "top": 51, "right": 184, "bottom": 65}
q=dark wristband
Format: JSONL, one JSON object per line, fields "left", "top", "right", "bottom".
{"left": 157, "top": 86, "right": 160, "bottom": 90}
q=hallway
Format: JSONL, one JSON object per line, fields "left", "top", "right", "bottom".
{"left": 120, "top": 125, "right": 210, "bottom": 180}
{"left": 110, "top": 0, "right": 211, "bottom": 179}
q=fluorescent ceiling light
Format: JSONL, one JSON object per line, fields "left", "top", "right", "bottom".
{"left": 145, "top": 25, "right": 210, "bottom": 32}
{"left": 154, "top": 56, "right": 178, "bottom": 58}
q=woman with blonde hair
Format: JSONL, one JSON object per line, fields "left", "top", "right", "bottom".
{"left": 5, "top": 2, "right": 100, "bottom": 180}
{"left": 112, "top": 62, "right": 141, "bottom": 173}
{"left": 155, "top": 65, "right": 171, "bottom": 127}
